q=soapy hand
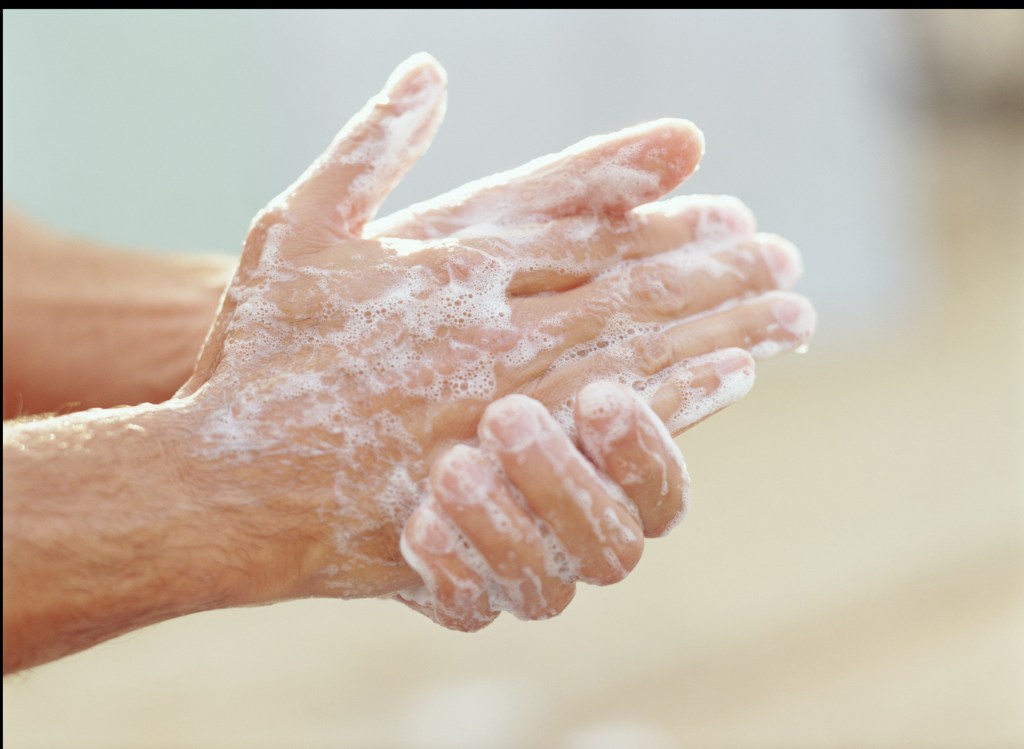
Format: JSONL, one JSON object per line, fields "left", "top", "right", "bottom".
{"left": 399, "top": 380, "right": 700, "bottom": 630}
{"left": 174, "top": 54, "right": 814, "bottom": 621}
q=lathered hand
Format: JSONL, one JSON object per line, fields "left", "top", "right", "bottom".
{"left": 174, "top": 54, "right": 813, "bottom": 617}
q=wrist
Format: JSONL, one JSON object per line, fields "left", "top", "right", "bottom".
{"left": 171, "top": 390, "right": 424, "bottom": 605}
{"left": 3, "top": 400, "right": 266, "bottom": 670}
{"left": 163, "top": 396, "right": 334, "bottom": 606}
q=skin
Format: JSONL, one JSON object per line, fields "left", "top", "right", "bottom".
{"left": 1, "top": 207, "right": 236, "bottom": 419}
{"left": 2, "top": 54, "right": 814, "bottom": 673}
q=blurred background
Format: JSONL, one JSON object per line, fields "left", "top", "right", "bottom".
{"left": 3, "top": 9, "right": 1022, "bottom": 748}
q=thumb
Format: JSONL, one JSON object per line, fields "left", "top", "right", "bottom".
{"left": 269, "top": 52, "right": 447, "bottom": 238}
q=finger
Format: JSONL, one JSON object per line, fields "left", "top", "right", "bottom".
{"left": 631, "top": 194, "right": 758, "bottom": 247}
{"left": 575, "top": 381, "right": 689, "bottom": 538}
{"left": 534, "top": 347, "right": 756, "bottom": 439}
{"left": 399, "top": 501, "right": 498, "bottom": 632}
{"left": 498, "top": 235, "right": 800, "bottom": 397}
{"left": 478, "top": 395, "right": 644, "bottom": 586}
{"left": 534, "top": 290, "right": 811, "bottom": 405}
{"left": 273, "top": 53, "right": 447, "bottom": 237}
{"left": 504, "top": 194, "right": 759, "bottom": 295}
{"left": 366, "top": 119, "right": 704, "bottom": 239}
{"left": 523, "top": 234, "right": 802, "bottom": 352}
{"left": 629, "top": 291, "right": 817, "bottom": 374}
{"left": 645, "top": 348, "right": 757, "bottom": 435}
{"left": 431, "top": 445, "right": 576, "bottom": 621}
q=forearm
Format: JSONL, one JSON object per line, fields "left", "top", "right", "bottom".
{"left": 2, "top": 207, "right": 236, "bottom": 418}
{"left": 1, "top": 403, "right": 272, "bottom": 673}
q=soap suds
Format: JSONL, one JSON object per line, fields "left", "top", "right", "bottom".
{"left": 187, "top": 59, "right": 804, "bottom": 628}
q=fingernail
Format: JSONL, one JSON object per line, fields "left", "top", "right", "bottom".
{"left": 435, "top": 446, "right": 493, "bottom": 505}
{"left": 686, "top": 195, "right": 757, "bottom": 242}
{"left": 762, "top": 236, "right": 803, "bottom": 290}
{"left": 576, "top": 382, "right": 634, "bottom": 456}
{"left": 771, "top": 296, "right": 817, "bottom": 341}
{"left": 389, "top": 52, "right": 447, "bottom": 89}
{"left": 478, "top": 394, "right": 546, "bottom": 452}
{"left": 576, "top": 381, "right": 631, "bottom": 421}
{"left": 407, "top": 506, "right": 456, "bottom": 555}
{"left": 714, "top": 349, "right": 754, "bottom": 377}
{"left": 664, "top": 352, "right": 756, "bottom": 434}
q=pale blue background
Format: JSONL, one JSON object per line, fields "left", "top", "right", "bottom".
{"left": 3, "top": 10, "right": 925, "bottom": 341}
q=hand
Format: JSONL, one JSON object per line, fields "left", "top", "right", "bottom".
{"left": 1, "top": 53, "right": 814, "bottom": 673}
{"left": 399, "top": 358, "right": 752, "bottom": 630}
{"left": 171, "top": 53, "right": 813, "bottom": 609}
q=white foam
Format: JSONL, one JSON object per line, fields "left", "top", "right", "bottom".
{"left": 185, "top": 63, "right": 801, "bottom": 626}
{"left": 577, "top": 382, "right": 681, "bottom": 503}
{"left": 749, "top": 294, "right": 817, "bottom": 359}
{"left": 368, "top": 119, "right": 700, "bottom": 239}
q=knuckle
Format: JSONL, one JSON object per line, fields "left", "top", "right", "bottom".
{"left": 692, "top": 196, "right": 757, "bottom": 240}
{"left": 441, "top": 249, "right": 479, "bottom": 284}
{"left": 456, "top": 610, "right": 499, "bottom": 632}
{"left": 437, "top": 244, "right": 504, "bottom": 284}
{"left": 249, "top": 206, "right": 288, "bottom": 238}
{"left": 629, "top": 268, "right": 668, "bottom": 313}
{"left": 635, "top": 265, "right": 689, "bottom": 318}
{"left": 526, "top": 581, "right": 576, "bottom": 621}
{"left": 616, "top": 533, "right": 645, "bottom": 577}
{"left": 437, "top": 576, "right": 485, "bottom": 616}
{"left": 581, "top": 532, "right": 644, "bottom": 586}
{"left": 435, "top": 603, "right": 498, "bottom": 632}
{"left": 579, "top": 293, "right": 619, "bottom": 321}
{"left": 631, "top": 334, "right": 673, "bottom": 374}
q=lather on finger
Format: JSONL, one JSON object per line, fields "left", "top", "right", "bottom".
{"left": 407, "top": 193, "right": 759, "bottom": 302}
{"left": 431, "top": 445, "right": 575, "bottom": 621}
{"left": 271, "top": 53, "right": 448, "bottom": 237}
{"left": 367, "top": 119, "right": 705, "bottom": 239}
{"left": 630, "top": 291, "right": 817, "bottom": 372}
{"left": 503, "top": 194, "right": 759, "bottom": 296}
{"left": 495, "top": 234, "right": 800, "bottom": 398}
{"left": 530, "top": 290, "right": 812, "bottom": 414}
{"left": 644, "top": 348, "right": 757, "bottom": 435}
{"left": 575, "top": 381, "right": 690, "bottom": 538}
{"left": 516, "top": 233, "right": 803, "bottom": 354}
{"left": 478, "top": 395, "right": 644, "bottom": 586}
{"left": 399, "top": 500, "right": 497, "bottom": 632}
{"left": 180, "top": 55, "right": 446, "bottom": 386}
{"left": 529, "top": 348, "right": 756, "bottom": 443}
{"left": 569, "top": 349, "right": 757, "bottom": 538}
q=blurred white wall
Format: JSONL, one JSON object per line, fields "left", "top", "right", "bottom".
{"left": 3, "top": 9, "right": 924, "bottom": 340}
